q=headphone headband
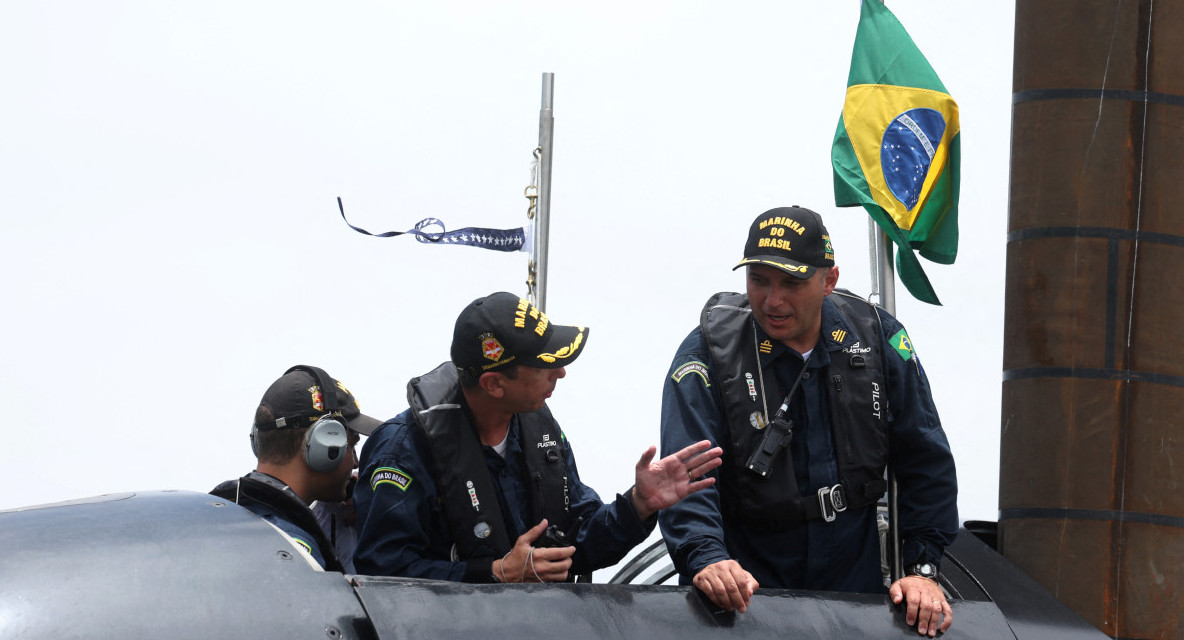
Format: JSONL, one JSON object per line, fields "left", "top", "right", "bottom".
{"left": 284, "top": 364, "right": 339, "bottom": 412}
{"left": 255, "top": 365, "right": 341, "bottom": 431}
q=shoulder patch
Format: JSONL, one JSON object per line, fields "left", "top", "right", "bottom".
{"left": 671, "top": 361, "right": 711, "bottom": 387}
{"left": 290, "top": 536, "right": 313, "bottom": 555}
{"left": 370, "top": 467, "right": 413, "bottom": 492}
{"left": 889, "top": 328, "right": 915, "bottom": 361}
{"left": 830, "top": 328, "right": 847, "bottom": 344}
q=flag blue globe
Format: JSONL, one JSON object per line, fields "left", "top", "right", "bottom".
{"left": 880, "top": 108, "right": 946, "bottom": 212}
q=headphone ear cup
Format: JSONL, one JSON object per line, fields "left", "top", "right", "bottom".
{"left": 250, "top": 425, "right": 260, "bottom": 458}
{"left": 304, "top": 417, "right": 348, "bottom": 473}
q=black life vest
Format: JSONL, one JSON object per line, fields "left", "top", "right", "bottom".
{"left": 701, "top": 290, "right": 889, "bottom": 528}
{"left": 210, "top": 471, "right": 344, "bottom": 572}
{"left": 407, "top": 362, "right": 573, "bottom": 559}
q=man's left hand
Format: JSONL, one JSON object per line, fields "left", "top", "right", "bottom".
{"left": 890, "top": 575, "right": 952, "bottom": 637}
{"left": 631, "top": 440, "right": 723, "bottom": 520}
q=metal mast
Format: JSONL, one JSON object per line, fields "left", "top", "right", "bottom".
{"left": 531, "top": 73, "right": 555, "bottom": 311}
{"left": 868, "top": 223, "right": 903, "bottom": 585}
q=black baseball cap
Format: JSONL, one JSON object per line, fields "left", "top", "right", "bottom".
{"left": 254, "top": 365, "right": 381, "bottom": 436}
{"left": 451, "top": 292, "right": 589, "bottom": 376}
{"left": 733, "top": 206, "right": 835, "bottom": 279}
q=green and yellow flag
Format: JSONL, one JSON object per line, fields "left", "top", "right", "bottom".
{"left": 832, "top": 0, "right": 959, "bottom": 305}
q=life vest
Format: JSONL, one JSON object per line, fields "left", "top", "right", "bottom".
{"left": 210, "top": 471, "right": 344, "bottom": 572}
{"left": 407, "top": 362, "right": 573, "bottom": 559}
{"left": 701, "top": 290, "right": 889, "bottom": 529}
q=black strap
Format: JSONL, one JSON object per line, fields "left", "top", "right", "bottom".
{"left": 211, "top": 475, "right": 344, "bottom": 572}
{"left": 744, "top": 352, "right": 812, "bottom": 477}
{"left": 256, "top": 364, "right": 340, "bottom": 431}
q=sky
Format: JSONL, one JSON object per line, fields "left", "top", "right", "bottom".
{"left": 0, "top": 0, "right": 1015, "bottom": 573}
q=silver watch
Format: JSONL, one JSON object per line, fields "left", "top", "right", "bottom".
{"left": 908, "top": 562, "right": 937, "bottom": 579}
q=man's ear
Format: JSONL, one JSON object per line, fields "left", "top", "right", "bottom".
{"left": 478, "top": 371, "right": 505, "bottom": 398}
{"left": 822, "top": 265, "right": 840, "bottom": 295}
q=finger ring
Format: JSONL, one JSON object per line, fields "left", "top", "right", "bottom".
{"left": 932, "top": 599, "right": 941, "bottom": 605}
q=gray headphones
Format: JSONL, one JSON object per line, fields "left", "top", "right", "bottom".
{"left": 250, "top": 365, "right": 350, "bottom": 474}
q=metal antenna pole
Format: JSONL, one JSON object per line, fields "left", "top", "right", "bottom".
{"left": 870, "top": 220, "right": 903, "bottom": 585}
{"left": 873, "top": 225, "right": 897, "bottom": 315}
{"left": 532, "top": 73, "right": 555, "bottom": 311}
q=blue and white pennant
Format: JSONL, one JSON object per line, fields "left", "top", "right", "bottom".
{"left": 337, "top": 198, "right": 530, "bottom": 253}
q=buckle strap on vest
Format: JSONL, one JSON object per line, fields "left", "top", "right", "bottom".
{"left": 729, "top": 478, "right": 888, "bottom": 529}
{"left": 817, "top": 484, "right": 848, "bottom": 522}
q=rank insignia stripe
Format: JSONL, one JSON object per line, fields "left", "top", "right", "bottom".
{"left": 831, "top": 329, "right": 847, "bottom": 344}
{"left": 759, "top": 340, "right": 773, "bottom": 354}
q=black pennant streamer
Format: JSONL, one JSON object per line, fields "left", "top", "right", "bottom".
{"left": 337, "top": 197, "right": 527, "bottom": 252}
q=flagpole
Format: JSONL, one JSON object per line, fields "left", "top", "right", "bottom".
{"left": 532, "top": 73, "right": 555, "bottom": 311}
{"left": 870, "top": 221, "right": 904, "bottom": 585}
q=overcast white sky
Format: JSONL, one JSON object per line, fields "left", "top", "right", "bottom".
{"left": 1, "top": 0, "right": 1014, "bottom": 560}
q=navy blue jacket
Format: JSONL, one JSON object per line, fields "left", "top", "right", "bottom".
{"left": 211, "top": 471, "right": 328, "bottom": 569}
{"left": 354, "top": 406, "right": 654, "bottom": 581}
{"left": 658, "top": 294, "right": 958, "bottom": 593}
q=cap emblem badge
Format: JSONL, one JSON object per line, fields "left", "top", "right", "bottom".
{"left": 480, "top": 333, "right": 504, "bottom": 362}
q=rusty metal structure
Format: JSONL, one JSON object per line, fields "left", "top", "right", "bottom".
{"left": 1000, "top": 1, "right": 1184, "bottom": 637}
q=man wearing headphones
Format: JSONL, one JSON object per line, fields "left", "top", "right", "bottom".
{"left": 211, "top": 365, "right": 380, "bottom": 571}
{"left": 352, "top": 292, "right": 723, "bottom": 583}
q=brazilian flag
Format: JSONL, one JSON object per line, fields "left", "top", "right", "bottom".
{"left": 832, "top": 0, "right": 960, "bottom": 306}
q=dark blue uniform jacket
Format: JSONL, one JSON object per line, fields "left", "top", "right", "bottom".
{"left": 213, "top": 471, "right": 328, "bottom": 569}
{"left": 658, "top": 295, "right": 958, "bottom": 593}
{"left": 354, "top": 407, "right": 654, "bottom": 581}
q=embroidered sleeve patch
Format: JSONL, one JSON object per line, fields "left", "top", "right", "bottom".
{"left": 889, "top": 328, "right": 915, "bottom": 361}
{"left": 672, "top": 361, "right": 711, "bottom": 387}
{"left": 291, "top": 537, "right": 313, "bottom": 555}
{"left": 370, "top": 467, "right": 413, "bottom": 492}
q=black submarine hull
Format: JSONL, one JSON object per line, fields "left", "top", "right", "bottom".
{"left": 0, "top": 490, "right": 1104, "bottom": 639}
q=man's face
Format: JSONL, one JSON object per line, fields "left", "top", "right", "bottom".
{"left": 497, "top": 365, "right": 566, "bottom": 413}
{"left": 746, "top": 263, "right": 838, "bottom": 353}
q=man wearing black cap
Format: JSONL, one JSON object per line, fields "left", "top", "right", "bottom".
{"left": 211, "top": 365, "right": 381, "bottom": 572}
{"left": 353, "top": 292, "right": 722, "bottom": 583}
{"left": 658, "top": 207, "right": 958, "bottom": 636}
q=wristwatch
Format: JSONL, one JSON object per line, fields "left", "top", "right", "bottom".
{"left": 908, "top": 562, "right": 938, "bottom": 580}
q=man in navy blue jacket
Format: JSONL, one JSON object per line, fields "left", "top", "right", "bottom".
{"left": 354, "top": 292, "right": 722, "bottom": 583}
{"left": 659, "top": 207, "right": 958, "bottom": 637}
{"left": 212, "top": 365, "right": 380, "bottom": 571}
